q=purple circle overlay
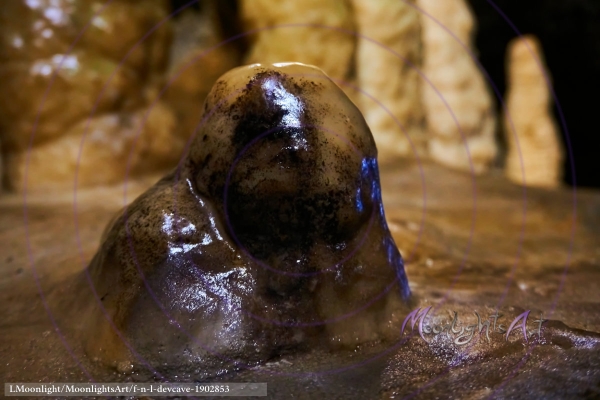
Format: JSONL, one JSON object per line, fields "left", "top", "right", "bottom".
{"left": 18, "top": 0, "right": 578, "bottom": 390}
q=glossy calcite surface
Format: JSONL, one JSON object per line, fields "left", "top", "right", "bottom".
{"left": 2, "top": 159, "right": 600, "bottom": 398}
{"left": 82, "top": 63, "right": 410, "bottom": 374}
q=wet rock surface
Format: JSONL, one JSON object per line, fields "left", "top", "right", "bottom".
{"left": 1, "top": 160, "right": 600, "bottom": 398}
{"left": 1, "top": 67, "right": 599, "bottom": 398}
{"left": 73, "top": 63, "right": 410, "bottom": 377}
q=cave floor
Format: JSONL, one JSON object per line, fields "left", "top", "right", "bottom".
{"left": 1, "top": 160, "right": 599, "bottom": 399}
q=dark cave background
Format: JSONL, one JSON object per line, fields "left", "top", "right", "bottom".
{"left": 173, "top": 0, "right": 600, "bottom": 188}
{"left": 468, "top": 0, "right": 600, "bottom": 189}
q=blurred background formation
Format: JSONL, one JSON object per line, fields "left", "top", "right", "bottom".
{"left": 0, "top": 0, "right": 596, "bottom": 192}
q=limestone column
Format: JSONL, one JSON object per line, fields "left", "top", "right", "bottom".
{"left": 350, "top": 0, "right": 425, "bottom": 162}
{"left": 504, "top": 35, "right": 563, "bottom": 188}
{"left": 417, "top": 0, "right": 498, "bottom": 174}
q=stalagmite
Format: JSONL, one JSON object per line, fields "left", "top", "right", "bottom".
{"left": 164, "top": 2, "right": 239, "bottom": 142}
{"left": 239, "top": 0, "right": 355, "bottom": 82}
{"left": 417, "top": 0, "right": 497, "bottom": 173}
{"left": 504, "top": 35, "right": 563, "bottom": 188}
{"left": 82, "top": 63, "right": 410, "bottom": 374}
{"left": 350, "top": 0, "right": 425, "bottom": 162}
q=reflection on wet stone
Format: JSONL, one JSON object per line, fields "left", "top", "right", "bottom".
{"left": 1, "top": 55, "right": 599, "bottom": 397}
{"left": 82, "top": 63, "right": 411, "bottom": 375}
{"left": 384, "top": 307, "right": 600, "bottom": 399}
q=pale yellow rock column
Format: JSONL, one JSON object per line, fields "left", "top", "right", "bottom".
{"left": 417, "top": 0, "right": 498, "bottom": 174}
{"left": 239, "top": 0, "right": 355, "bottom": 83}
{"left": 350, "top": 0, "right": 425, "bottom": 162}
{"left": 504, "top": 35, "right": 563, "bottom": 188}
{"left": 164, "top": 3, "right": 240, "bottom": 142}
